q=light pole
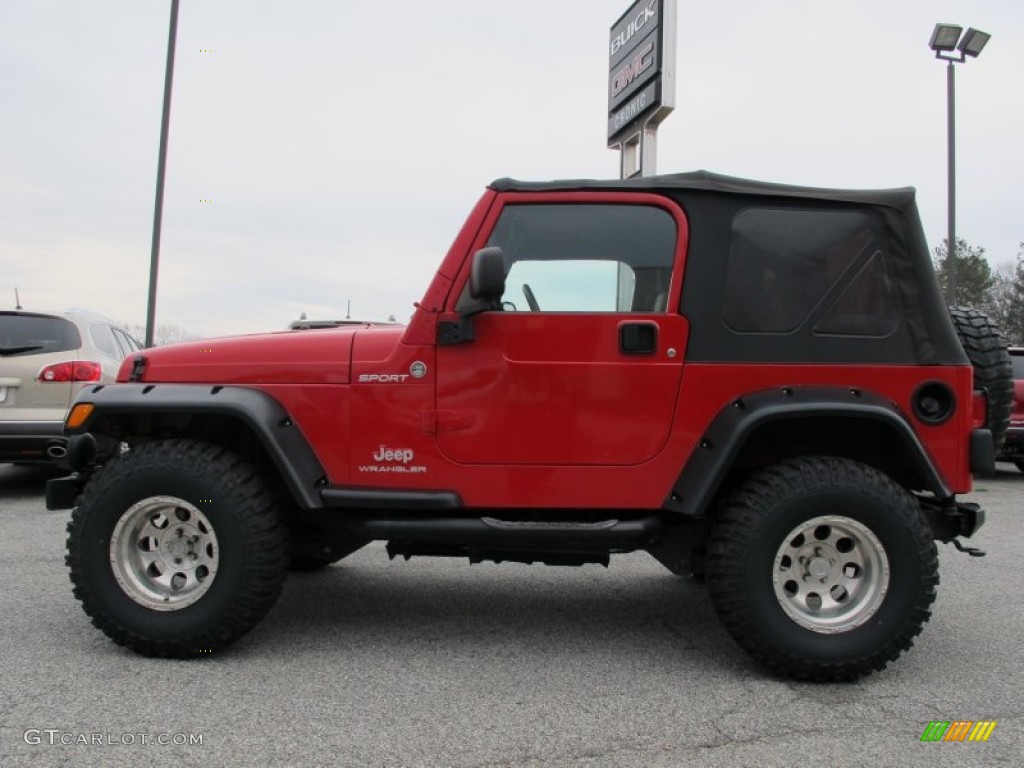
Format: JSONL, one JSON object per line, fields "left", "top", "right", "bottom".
{"left": 928, "top": 24, "right": 991, "bottom": 305}
{"left": 146, "top": 0, "right": 181, "bottom": 347}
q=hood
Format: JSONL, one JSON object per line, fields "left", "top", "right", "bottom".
{"left": 117, "top": 327, "right": 370, "bottom": 385}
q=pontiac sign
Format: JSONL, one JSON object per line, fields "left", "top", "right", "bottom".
{"left": 607, "top": 0, "right": 676, "bottom": 144}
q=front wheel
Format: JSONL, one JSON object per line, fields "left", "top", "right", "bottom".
{"left": 707, "top": 457, "right": 938, "bottom": 681}
{"left": 66, "top": 439, "right": 288, "bottom": 657}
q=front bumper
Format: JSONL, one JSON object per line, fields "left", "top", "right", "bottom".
{"left": 46, "top": 473, "right": 84, "bottom": 510}
{"left": 44, "top": 434, "right": 98, "bottom": 509}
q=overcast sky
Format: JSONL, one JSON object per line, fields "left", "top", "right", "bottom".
{"left": 2, "top": 0, "right": 1022, "bottom": 338}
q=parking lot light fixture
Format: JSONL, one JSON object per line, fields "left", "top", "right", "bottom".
{"left": 928, "top": 23, "right": 991, "bottom": 304}
{"left": 929, "top": 24, "right": 963, "bottom": 53}
{"left": 958, "top": 28, "right": 991, "bottom": 58}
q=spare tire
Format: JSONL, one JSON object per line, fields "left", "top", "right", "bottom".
{"left": 949, "top": 306, "right": 1013, "bottom": 451}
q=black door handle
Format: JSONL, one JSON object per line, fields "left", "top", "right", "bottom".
{"left": 619, "top": 322, "right": 657, "bottom": 355}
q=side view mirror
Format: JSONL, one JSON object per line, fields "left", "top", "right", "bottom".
{"left": 437, "top": 247, "right": 507, "bottom": 346}
{"left": 469, "top": 247, "right": 506, "bottom": 306}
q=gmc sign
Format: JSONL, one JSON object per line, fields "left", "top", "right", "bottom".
{"left": 611, "top": 41, "right": 655, "bottom": 98}
{"left": 607, "top": 0, "right": 676, "bottom": 144}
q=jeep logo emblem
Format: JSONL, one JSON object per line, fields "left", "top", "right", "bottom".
{"left": 373, "top": 446, "right": 414, "bottom": 463}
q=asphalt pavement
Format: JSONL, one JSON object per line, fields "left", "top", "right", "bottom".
{"left": 1, "top": 463, "right": 1021, "bottom": 767}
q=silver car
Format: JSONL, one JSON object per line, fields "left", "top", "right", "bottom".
{"left": 0, "top": 309, "right": 143, "bottom": 464}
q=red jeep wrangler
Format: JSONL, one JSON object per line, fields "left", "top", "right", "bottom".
{"left": 49, "top": 172, "right": 992, "bottom": 681}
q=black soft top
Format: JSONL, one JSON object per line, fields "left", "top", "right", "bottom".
{"left": 491, "top": 170, "right": 915, "bottom": 210}
{"left": 490, "top": 171, "right": 965, "bottom": 367}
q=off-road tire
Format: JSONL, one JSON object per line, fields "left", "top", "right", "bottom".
{"left": 707, "top": 457, "right": 938, "bottom": 682}
{"left": 949, "top": 306, "right": 1013, "bottom": 451}
{"left": 66, "top": 439, "right": 287, "bottom": 658}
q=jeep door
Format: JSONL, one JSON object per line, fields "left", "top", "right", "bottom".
{"left": 436, "top": 193, "right": 689, "bottom": 466}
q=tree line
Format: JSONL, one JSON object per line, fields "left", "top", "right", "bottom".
{"left": 933, "top": 239, "right": 1024, "bottom": 344}
{"left": 122, "top": 322, "right": 202, "bottom": 347}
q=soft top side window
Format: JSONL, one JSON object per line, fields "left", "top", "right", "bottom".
{"left": 723, "top": 208, "right": 897, "bottom": 337}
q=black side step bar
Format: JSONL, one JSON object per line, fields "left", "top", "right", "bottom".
{"left": 344, "top": 515, "right": 662, "bottom": 549}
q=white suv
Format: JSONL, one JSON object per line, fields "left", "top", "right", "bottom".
{"left": 0, "top": 309, "right": 143, "bottom": 465}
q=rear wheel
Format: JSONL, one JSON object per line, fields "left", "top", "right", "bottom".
{"left": 707, "top": 457, "right": 938, "bottom": 681}
{"left": 66, "top": 439, "right": 287, "bottom": 657}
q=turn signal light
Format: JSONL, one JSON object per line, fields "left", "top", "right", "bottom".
{"left": 65, "top": 403, "right": 96, "bottom": 429}
{"left": 37, "top": 361, "right": 102, "bottom": 383}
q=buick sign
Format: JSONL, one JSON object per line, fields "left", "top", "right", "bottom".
{"left": 607, "top": 0, "right": 676, "bottom": 143}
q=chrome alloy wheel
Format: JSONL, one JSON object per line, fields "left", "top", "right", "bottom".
{"left": 772, "top": 515, "right": 890, "bottom": 634}
{"left": 109, "top": 496, "right": 219, "bottom": 611}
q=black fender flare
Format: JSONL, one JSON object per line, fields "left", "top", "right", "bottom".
{"left": 664, "top": 386, "right": 950, "bottom": 517}
{"left": 66, "top": 383, "right": 327, "bottom": 509}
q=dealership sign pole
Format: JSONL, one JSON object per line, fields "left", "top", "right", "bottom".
{"left": 608, "top": 0, "right": 676, "bottom": 179}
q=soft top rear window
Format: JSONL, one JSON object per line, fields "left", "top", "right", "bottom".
{"left": 0, "top": 313, "right": 81, "bottom": 357}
